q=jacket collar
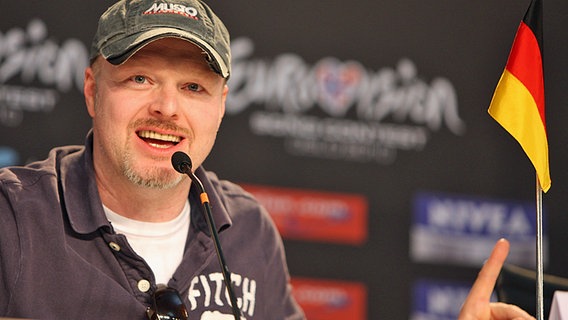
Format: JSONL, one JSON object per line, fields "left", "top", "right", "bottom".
{"left": 191, "top": 166, "right": 233, "bottom": 235}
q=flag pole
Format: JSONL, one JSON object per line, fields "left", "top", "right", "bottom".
{"left": 536, "top": 173, "right": 544, "bottom": 320}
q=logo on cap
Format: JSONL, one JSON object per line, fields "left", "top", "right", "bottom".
{"left": 143, "top": 3, "right": 199, "bottom": 20}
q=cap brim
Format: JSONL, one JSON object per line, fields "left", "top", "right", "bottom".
{"left": 100, "top": 28, "right": 229, "bottom": 78}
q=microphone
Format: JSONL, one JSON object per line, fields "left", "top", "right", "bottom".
{"left": 171, "top": 151, "right": 242, "bottom": 320}
{"left": 171, "top": 151, "right": 192, "bottom": 175}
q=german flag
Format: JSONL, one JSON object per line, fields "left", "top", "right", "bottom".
{"left": 488, "top": 0, "right": 550, "bottom": 192}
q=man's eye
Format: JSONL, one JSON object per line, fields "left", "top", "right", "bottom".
{"left": 187, "top": 83, "right": 201, "bottom": 91}
{"left": 133, "top": 75, "right": 146, "bottom": 84}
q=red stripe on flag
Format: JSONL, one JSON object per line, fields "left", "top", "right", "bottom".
{"left": 505, "top": 22, "right": 545, "bottom": 127}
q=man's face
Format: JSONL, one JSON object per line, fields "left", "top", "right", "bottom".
{"left": 84, "top": 38, "right": 228, "bottom": 189}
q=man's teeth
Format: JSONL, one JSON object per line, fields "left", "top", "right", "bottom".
{"left": 138, "top": 130, "right": 181, "bottom": 148}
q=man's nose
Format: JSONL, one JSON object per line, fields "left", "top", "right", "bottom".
{"left": 149, "top": 86, "right": 181, "bottom": 119}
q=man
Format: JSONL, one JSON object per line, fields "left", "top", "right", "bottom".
{"left": 0, "top": 0, "right": 538, "bottom": 319}
{"left": 0, "top": 0, "right": 304, "bottom": 319}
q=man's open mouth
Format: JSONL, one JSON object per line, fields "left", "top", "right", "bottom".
{"left": 137, "top": 130, "right": 181, "bottom": 149}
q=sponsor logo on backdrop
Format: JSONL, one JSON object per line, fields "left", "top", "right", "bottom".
{"left": 409, "top": 192, "right": 546, "bottom": 268}
{"left": 227, "top": 37, "right": 466, "bottom": 164}
{"left": 0, "top": 146, "right": 19, "bottom": 167}
{"left": 241, "top": 184, "right": 368, "bottom": 245}
{"left": 291, "top": 277, "right": 367, "bottom": 320}
{"left": 0, "top": 19, "right": 88, "bottom": 127}
{"left": 411, "top": 279, "right": 496, "bottom": 320}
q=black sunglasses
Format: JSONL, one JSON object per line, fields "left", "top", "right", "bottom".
{"left": 146, "top": 285, "right": 189, "bottom": 320}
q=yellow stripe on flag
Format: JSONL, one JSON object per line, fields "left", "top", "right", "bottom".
{"left": 489, "top": 69, "right": 550, "bottom": 192}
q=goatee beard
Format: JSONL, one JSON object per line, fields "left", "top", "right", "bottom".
{"left": 121, "top": 150, "right": 183, "bottom": 190}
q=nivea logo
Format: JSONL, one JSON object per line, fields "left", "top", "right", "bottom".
{"left": 415, "top": 193, "right": 537, "bottom": 237}
{"left": 412, "top": 280, "right": 475, "bottom": 319}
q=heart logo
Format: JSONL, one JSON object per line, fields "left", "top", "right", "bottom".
{"left": 314, "top": 58, "right": 364, "bottom": 117}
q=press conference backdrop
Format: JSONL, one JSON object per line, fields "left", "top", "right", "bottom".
{"left": 2, "top": 1, "right": 568, "bottom": 319}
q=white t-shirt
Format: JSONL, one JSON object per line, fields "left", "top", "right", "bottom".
{"left": 103, "top": 200, "right": 190, "bottom": 285}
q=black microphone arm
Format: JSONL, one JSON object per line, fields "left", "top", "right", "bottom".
{"left": 171, "top": 151, "right": 242, "bottom": 320}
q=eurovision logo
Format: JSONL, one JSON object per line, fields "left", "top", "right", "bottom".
{"left": 226, "top": 37, "right": 466, "bottom": 165}
{"left": 0, "top": 19, "right": 88, "bottom": 127}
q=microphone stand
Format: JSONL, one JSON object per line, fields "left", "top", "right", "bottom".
{"left": 172, "top": 152, "right": 242, "bottom": 320}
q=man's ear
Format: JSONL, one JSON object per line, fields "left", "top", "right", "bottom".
{"left": 219, "top": 84, "right": 228, "bottom": 126}
{"left": 84, "top": 66, "right": 96, "bottom": 118}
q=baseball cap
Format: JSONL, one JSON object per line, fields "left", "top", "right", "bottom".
{"left": 90, "top": 0, "right": 231, "bottom": 78}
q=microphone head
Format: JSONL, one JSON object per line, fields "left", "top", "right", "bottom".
{"left": 171, "top": 151, "right": 192, "bottom": 174}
